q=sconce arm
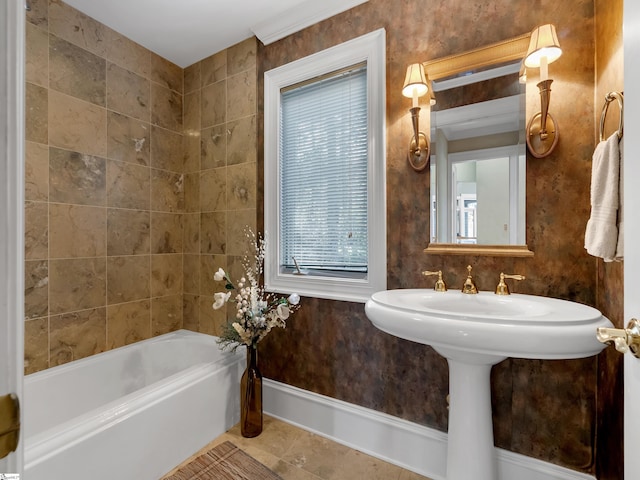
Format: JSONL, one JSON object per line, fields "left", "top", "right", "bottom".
{"left": 410, "top": 106, "right": 421, "bottom": 142}
{"left": 406, "top": 106, "right": 430, "bottom": 172}
{"left": 537, "top": 79, "right": 553, "bottom": 139}
{"left": 526, "top": 79, "right": 559, "bottom": 158}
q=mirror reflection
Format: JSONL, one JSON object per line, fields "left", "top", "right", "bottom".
{"left": 429, "top": 63, "right": 526, "bottom": 246}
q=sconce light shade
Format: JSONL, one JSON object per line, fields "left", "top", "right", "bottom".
{"left": 524, "top": 24, "right": 562, "bottom": 68}
{"left": 518, "top": 61, "right": 527, "bottom": 84}
{"left": 402, "top": 63, "right": 428, "bottom": 98}
{"left": 428, "top": 76, "right": 436, "bottom": 105}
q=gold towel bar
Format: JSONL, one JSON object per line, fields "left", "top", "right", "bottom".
{"left": 599, "top": 91, "right": 624, "bottom": 142}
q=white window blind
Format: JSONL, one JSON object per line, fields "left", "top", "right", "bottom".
{"left": 279, "top": 65, "right": 368, "bottom": 276}
{"left": 264, "top": 28, "right": 386, "bottom": 303}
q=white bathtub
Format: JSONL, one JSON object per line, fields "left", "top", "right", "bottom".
{"left": 24, "top": 330, "right": 245, "bottom": 480}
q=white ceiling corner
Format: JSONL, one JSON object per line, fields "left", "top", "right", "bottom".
{"left": 61, "top": 0, "right": 369, "bottom": 68}
{"left": 251, "top": 0, "right": 369, "bottom": 46}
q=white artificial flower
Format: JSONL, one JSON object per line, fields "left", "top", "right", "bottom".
{"left": 214, "top": 230, "right": 301, "bottom": 351}
{"left": 288, "top": 293, "right": 300, "bottom": 305}
{"left": 213, "top": 268, "right": 225, "bottom": 282}
{"left": 232, "top": 322, "right": 244, "bottom": 336}
{"left": 233, "top": 322, "right": 251, "bottom": 344}
{"left": 212, "top": 291, "right": 231, "bottom": 310}
{"left": 277, "top": 304, "right": 290, "bottom": 320}
{"left": 212, "top": 300, "right": 223, "bottom": 310}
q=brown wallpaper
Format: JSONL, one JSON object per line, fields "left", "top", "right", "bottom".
{"left": 257, "top": 0, "right": 610, "bottom": 474}
{"left": 594, "top": 0, "right": 624, "bottom": 478}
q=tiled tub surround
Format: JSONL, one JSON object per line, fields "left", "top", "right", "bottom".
{"left": 24, "top": 0, "right": 258, "bottom": 373}
{"left": 180, "top": 37, "right": 259, "bottom": 337}
{"left": 25, "top": 0, "right": 185, "bottom": 373}
{"left": 24, "top": 330, "right": 244, "bottom": 480}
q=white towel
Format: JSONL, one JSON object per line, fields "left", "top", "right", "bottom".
{"left": 613, "top": 137, "right": 624, "bottom": 261}
{"left": 585, "top": 132, "right": 621, "bottom": 261}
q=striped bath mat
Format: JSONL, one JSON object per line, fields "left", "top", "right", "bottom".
{"left": 162, "top": 441, "right": 283, "bottom": 480}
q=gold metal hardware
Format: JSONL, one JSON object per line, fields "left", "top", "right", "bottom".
{"left": 462, "top": 265, "right": 478, "bottom": 294}
{"left": 408, "top": 108, "right": 430, "bottom": 172}
{"left": 423, "top": 33, "right": 531, "bottom": 81}
{"left": 597, "top": 318, "right": 640, "bottom": 358}
{"left": 526, "top": 81, "right": 560, "bottom": 159}
{"left": 424, "top": 243, "right": 535, "bottom": 257}
{"left": 599, "top": 91, "right": 624, "bottom": 142}
{"left": 422, "top": 270, "right": 447, "bottom": 292}
{"left": 495, "top": 272, "right": 526, "bottom": 295}
{"left": 0, "top": 393, "right": 20, "bottom": 459}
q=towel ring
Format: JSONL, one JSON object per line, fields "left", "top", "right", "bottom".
{"left": 599, "top": 91, "right": 624, "bottom": 142}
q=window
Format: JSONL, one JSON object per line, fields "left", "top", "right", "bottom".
{"left": 264, "top": 29, "right": 386, "bottom": 303}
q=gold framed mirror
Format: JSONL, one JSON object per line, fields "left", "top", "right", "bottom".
{"left": 423, "top": 33, "right": 534, "bottom": 257}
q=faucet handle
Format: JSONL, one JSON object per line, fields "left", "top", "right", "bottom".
{"left": 495, "top": 272, "right": 526, "bottom": 295}
{"left": 462, "top": 265, "right": 478, "bottom": 294}
{"left": 422, "top": 270, "right": 447, "bottom": 292}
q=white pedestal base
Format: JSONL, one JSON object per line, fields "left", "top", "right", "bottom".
{"left": 434, "top": 346, "right": 507, "bottom": 480}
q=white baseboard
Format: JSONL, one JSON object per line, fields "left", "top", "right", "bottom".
{"left": 263, "top": 379, "right": 596, "bottom": 480}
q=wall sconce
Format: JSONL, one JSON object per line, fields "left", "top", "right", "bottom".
{"left": 524, "top": 24, "right": 562, "bottom": 158}
{"left": 518, "top": 62, "right": 527, "bottom": 84}
{"left": 402, "top": 63, "right": 430, "bottom": 171}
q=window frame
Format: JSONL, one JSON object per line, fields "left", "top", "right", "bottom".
{"left": 264, "top": 28, "right": 387, "bottom": 303}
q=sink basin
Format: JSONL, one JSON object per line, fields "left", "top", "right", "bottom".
{"left": 366, "top": 289, "right": 612, "bottom": 360}
{"left": 364, "top": 289, "right": 613, "bottom": 480}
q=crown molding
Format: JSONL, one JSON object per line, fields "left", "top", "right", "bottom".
{"left": 251, "top": 0, "right": 368, "bottom": 46}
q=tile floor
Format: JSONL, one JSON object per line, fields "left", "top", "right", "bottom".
{"left": 166, "top": 415, "right": 432, "bottom": 480}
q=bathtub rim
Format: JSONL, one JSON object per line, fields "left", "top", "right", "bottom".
{"left": 24, "top": 330, "right": 245, "bottom": 470}
{"left": 24, "top": 329, "right": 230, "bottom": 384}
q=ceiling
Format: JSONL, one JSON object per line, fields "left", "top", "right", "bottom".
{"left": 62, "top": 0, "right": 367, "bottom": 68}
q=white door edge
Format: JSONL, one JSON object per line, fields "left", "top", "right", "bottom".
{"left": 623, "top": 1, "right": 640, "bottom": 477}
{"left": 0, "top": 0, "right": 25, "bottom": 474}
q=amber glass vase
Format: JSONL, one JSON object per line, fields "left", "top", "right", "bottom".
{"left": 240, "top": 346, "right": 263, "bottom": 437}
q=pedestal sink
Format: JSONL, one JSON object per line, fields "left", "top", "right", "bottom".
{"left": 364, "top": 289, "right": 613, "bottom": 480}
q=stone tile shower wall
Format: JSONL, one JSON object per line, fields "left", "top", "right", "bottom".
{"left": 24, "top": 0, "right": 185, "bottom": 373}
{"left": 23, "top": 0, "right": 257, "bottom": 374}
{"left": 181, "top": 38, "right": 258, "bottom": 335}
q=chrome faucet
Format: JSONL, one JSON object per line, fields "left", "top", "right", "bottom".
{"left": 461, "top": 265, "right": 478, "bottom": 294}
